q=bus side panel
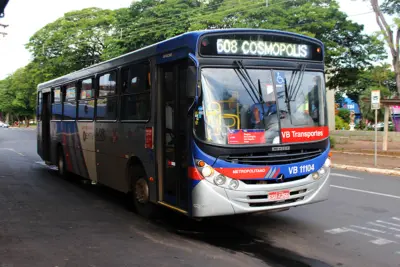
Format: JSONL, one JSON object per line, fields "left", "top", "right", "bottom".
{"left": 62, "top": 121, "right": 83, "bottom": 176}
{"left": 96, "top": 122, "right": 128, "bottom": 192}
{"left": 94, "top": 122, "right": 156, "bottom": 195}
{"left": 77, "top": 121, "right": 96, "bottom": 181}
{"left": 37, "top": 121, "right": 43, "bottom": 159}
{"left": 49, "top": 121, "right": 61, "bottom": 165}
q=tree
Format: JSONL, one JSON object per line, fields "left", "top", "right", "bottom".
{"left": 102, "top": 0, "right": 203, "bottom": 60}
{"left": 193, "top": 0, "right": 386, "bottom": 90}
{"left": 0, "top": 65, "right": 37, "bottom": 124}
{"left": 369, "top": 0, "right": 400, "bottom": 95}
{"left": 343, "top": 63, "right": 396, "bottom": 102}
{"left": 26, "top": 8, "right": 116, "bottom": 79}
{"left": 103, "top": 0, "right": 386, "bottom": 92}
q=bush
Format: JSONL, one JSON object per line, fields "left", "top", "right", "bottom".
{"left": 329, "top": 136, "right": 336, "bottom": 149}
{"left": 355, "top": 120, "right": 366, "bottom": 130}
{"left": 335, "top": 115, "right": 349, "bottom": 130}
{"left": 338, "top": 109, "right": 350, "bottom": 123}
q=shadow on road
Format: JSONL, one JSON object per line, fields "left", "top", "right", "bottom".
{"left": 41, "top": 167, "right": 332, "bottom": 267}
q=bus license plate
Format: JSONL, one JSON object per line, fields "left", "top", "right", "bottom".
{"left": 268, "top": 190, "right": 290, "bottom": 201}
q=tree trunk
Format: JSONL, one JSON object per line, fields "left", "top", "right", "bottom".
{"left": 25, "top": 116, "right": 29, "bottom": 127}
{"left": 5, "top": 113, "right": 9, "bottom": 124}
{"left": 396, "top": 70, "right": 400, "bottom": 96}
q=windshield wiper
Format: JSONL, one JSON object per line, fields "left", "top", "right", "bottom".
{"left": 289, "top": 63, "right": 307, "bottom": 101}
{"left": 234, "top": 60, "right": 267, "bottom": 126}
{"left": 283, "top": 77, "right": 292, "bottom": 117}
{"left": 234, "top": 60, "right": 262, "bottom": 103}
{"left": 233, "top": 68, "right": 258, "bottom": 105}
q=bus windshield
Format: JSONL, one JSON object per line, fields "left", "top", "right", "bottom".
{"left": 194, "top": 68, "right": 327, "bottom": 145}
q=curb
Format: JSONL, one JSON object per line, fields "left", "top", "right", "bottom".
{"left": 332, "top": 151, "right": 400, "bottom": 158}
{"left": 332, "top": 164, "right": 400, "bottom": 176}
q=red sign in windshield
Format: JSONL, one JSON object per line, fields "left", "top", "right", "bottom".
{"left": 281, "top": 126, "right": 329, "bottom": 143}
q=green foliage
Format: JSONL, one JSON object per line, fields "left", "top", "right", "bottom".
{"left": 0, "top": 65, "right": 37, "bottom": 119}
{"left": 329, "top": 136, "right": 336, "bottom": 148}
{"left": 0, "top": 0, "right": 390, "bottom": 118}
{"left": 26, "top": 8, "right": 116, "bottom": 79}
{"left": 103, "top": 0, "right": 386, "bottom": 91}
{"left": 381, "top": 0, "right": 400, "bottom": 15}
{"left": 337, "top": 108, "right": 350, "bottom": 123}
{"left": 355, "top": 119, "right": 366, "bottom": 130}
{"left": 335, "top": 115, "right": 349, "bottom": 130}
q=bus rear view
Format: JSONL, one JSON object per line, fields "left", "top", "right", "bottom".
{"left": 190, "top": 31, "right": 331, "bottom": 217}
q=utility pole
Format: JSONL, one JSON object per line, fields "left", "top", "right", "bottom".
{"left": 266, "top": 0, "right": 268, "bottom": 7}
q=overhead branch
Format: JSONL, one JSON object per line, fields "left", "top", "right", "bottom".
{"left": 371, "top": 0, "right": 396, "bottom": 57}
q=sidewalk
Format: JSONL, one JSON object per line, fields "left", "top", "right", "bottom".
{"left": 331, "top": 140, "right": 400, "bottom": 176}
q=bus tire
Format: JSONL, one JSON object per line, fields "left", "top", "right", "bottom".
{"left": 57, "top": 146, "right": 68, "bottom": 178}
{"left": 129, "top": 164, "right": 158, "bottom": 219}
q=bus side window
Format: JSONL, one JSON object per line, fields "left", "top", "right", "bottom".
{"left": 97, "top": 72, "right": 118, "bottom": 121}
{"left": 52, "top": 87, "right": 62, "bottom": 120}
{"left": 63, "top": 82, "right": 77, "bottom": 120}
{"left": 120, "top": 62, "right": 151, "bottom": 121}
{"left": 78, "top": 78, "right": 95, "bottom": 120}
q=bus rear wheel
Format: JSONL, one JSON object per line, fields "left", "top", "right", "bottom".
{"left": 129, "top": 165, "right": 158, "bottom": 219}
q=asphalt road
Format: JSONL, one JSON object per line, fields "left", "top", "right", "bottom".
{"left": 1, "top": 128, "right": 400, "bottom": 267}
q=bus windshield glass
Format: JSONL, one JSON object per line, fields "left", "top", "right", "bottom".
{"left": 194, "top": 68, "right": 327, "bottom": 145}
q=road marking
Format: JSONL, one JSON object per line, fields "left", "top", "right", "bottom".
{"left": 376, "top": 220, "right": 400, "bottom": 228}
{"left": 0, "top": 148, "right": 24, "bottom": 156}
{"left": 370, "top": 238, "right": 394, "bottom": 245}
{"left": 392, "top": 217, "right": 400, "bottom": 221}
{"left": 350, "top": 225, "right": 386, "bottom": 233}
{"left": 368, "top": 222, "right": 400, "bottom": 232}
{"left": 331, "top": 173, "right": 364, "bottom": 180}
{"left": 330, "top": 185, "right": 400, "bottom": 199}
{"left": 346, "top": 228, "right": 396, "bottom": 245}
{"left": 325, "top": 228, "right": 351, "bottom": 234}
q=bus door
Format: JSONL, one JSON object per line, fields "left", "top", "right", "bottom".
{"left": 40, "top": 92, "right": 52, "bottom": 161}
{"left": 158, "top": 60, "right": 189, "bottom": 211}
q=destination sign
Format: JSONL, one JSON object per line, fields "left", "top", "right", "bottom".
{"left": 216, "top": 39, "right": 310, "bottom": 58}
{"left": 200, "top": 33, "right": 323, "bottom": 61}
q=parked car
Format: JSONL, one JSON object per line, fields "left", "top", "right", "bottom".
{"left": 0, "top": 121, "right": 9, "bottom": 128}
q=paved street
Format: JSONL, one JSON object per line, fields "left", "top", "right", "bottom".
{"left": 1, "top": 128, "right": 400, "bottom": 267}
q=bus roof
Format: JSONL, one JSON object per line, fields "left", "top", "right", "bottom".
{"left": 37, "top": 28, "right": 324, "bottom": 91}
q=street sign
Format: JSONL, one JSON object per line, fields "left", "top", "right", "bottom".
{"left": 371, "top": 90, "right": 380, "bottom": 110}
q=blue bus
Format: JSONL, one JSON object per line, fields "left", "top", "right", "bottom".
{"left": 37, "top": 29, "right": 331, "bottom": 218}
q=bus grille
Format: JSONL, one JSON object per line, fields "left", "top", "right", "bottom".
{"left": 220, "top": 148, "right": 323, "bottom": 166}
{"left": 241, "top": 174, "right": 308, "bottom": 184}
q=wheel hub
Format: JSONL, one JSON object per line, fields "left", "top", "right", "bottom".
{"left": 135, "top": 178, "right": 149, "bottom": 204}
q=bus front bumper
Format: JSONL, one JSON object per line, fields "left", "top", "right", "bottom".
{"left": 191, "top": 169, "right": 330, "bottom": 218}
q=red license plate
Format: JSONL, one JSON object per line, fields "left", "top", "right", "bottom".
{"left": 268, "top": 190, "right": 290, "bottom": 201}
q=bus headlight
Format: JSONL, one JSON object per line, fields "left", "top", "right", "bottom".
{"left": 214, "top": 175, "right": 226, "bottom": 185}
{"left": 229, "top": 179, "right": 239, "bottom": 190}
{"left": 195, "top": 159, "right": 241, "bottom": 190}
{"left": 201, "top": 166, "right": 214, "bottom": 177}
{"left": 312, "top": 172, "right": 320, "bottom": 180}
{"left": 324, "top": 158, "right": 331, "bottom": 168}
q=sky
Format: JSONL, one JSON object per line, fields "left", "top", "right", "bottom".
{"left": 0, "top": 0, "right": 394, "bottom": 79}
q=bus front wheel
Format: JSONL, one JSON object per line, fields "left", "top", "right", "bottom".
{"left": 129, "top": 165, "right": 158, "bottom": 219}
